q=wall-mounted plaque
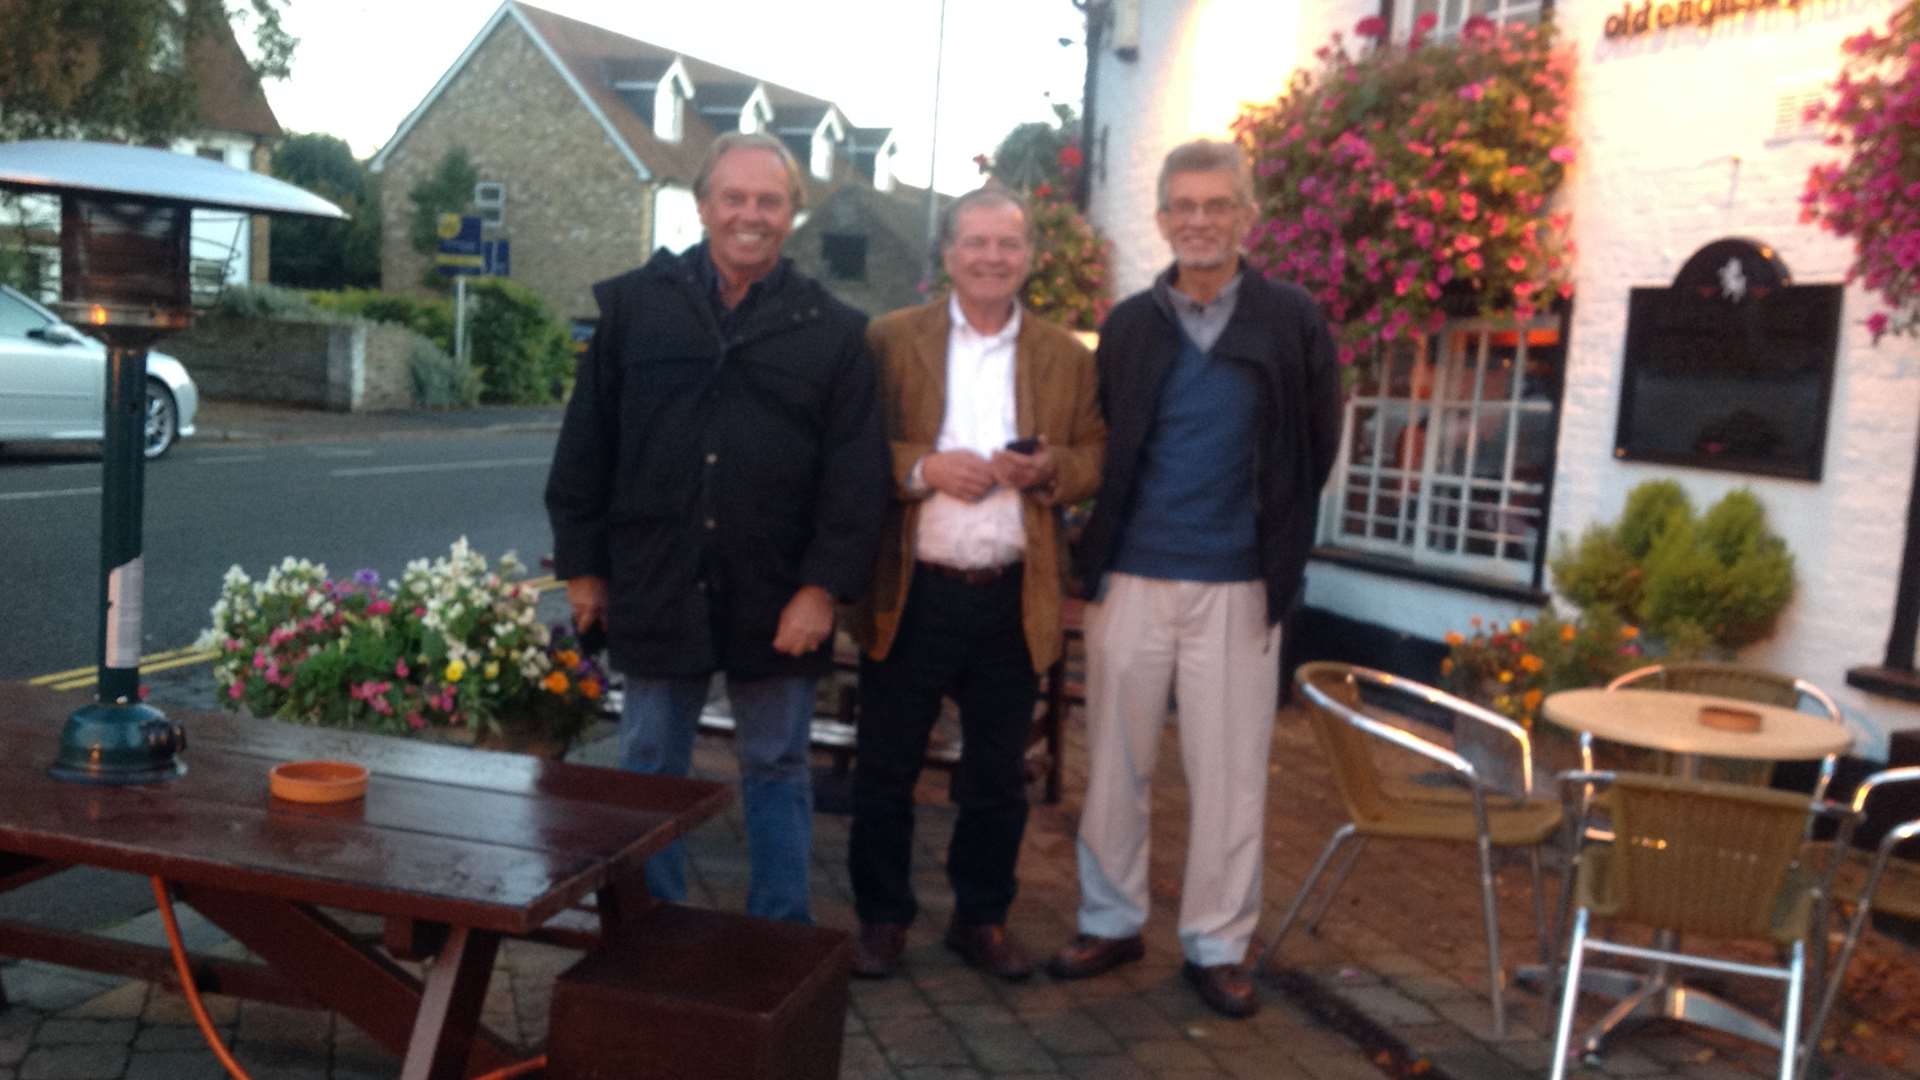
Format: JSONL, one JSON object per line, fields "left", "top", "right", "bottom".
{"left": 1615, "top": 238, "right": 1841, "bottom": 481}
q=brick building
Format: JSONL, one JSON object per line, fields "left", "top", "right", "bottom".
{"left": 1083, "top": 0, "right": 1920, "bottom": 756}
{"left": 368, "top": 0, "right": 929, "bottom": 323}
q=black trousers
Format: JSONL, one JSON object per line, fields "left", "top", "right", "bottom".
{"left": 849, "top": 565, "right": 1039, "bottom": 927}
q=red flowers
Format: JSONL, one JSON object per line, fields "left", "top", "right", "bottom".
{"left": 1354, "top": 15, "right": 1387, "bottom": 39}
{"left": 1057, "top": 144, "right": 1083, "bottom": 170}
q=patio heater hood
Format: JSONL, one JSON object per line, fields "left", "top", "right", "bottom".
{"left": 0, "top": 140, "right": 345, "bottom": 784}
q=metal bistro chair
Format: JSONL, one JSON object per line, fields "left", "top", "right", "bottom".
{"left": 1550, "top": 772, "right": 1821, "bottom": 1080}
{"left": 1263, "top": 662, "right": 1564, "bottom": 1038}
{"left": 1799, "top": 766, "right": 1920, "bottom": 1079}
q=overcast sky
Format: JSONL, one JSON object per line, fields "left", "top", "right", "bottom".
{"left": 257, "top": 0, "right": 1089, "bottom": 193}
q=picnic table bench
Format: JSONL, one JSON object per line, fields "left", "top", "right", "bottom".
{"left": 0, "top": 681, "right": 729, "bottom": 1080}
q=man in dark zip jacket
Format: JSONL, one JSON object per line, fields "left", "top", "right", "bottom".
{"left": 545, "top": 133, "right": 889, "bottom": 924}
{"left": 1046, "top": 140, "right": 1342, "bottom": 1017}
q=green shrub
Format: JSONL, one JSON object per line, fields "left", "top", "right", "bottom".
{"left": 308, "top": 289, "right": 453, "bottom": 352}
{"left": 467, "top": 279, "right": 572, "bottom": 404}
{"left": 1442, "top": 608, "right": 1642, "bottom": 729}
{"left": 407, "top": 335, "right": 479, "bottom": 408}
{"left": 1548, "top": 481, "right": 1795, "bottom": 656}
{"left": 207, "top": 284, "right": 328, "bottom": 321}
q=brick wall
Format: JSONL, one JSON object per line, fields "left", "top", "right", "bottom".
{"left": 1090, "top": 0, "right": 1920, "bottom": 749}
{"left": 377, "top": 17, "right": 652, "bottom": 323}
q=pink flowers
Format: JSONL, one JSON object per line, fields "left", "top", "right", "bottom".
{"left": 1549, "top": 145, "right": 1576, "bottom": 165}
{"left": 1354, "top": 15, "right": 1386, "bottom": 39}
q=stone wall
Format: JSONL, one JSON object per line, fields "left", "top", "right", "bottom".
{"left": 376, "top": 16, "right": 653, "bottom": 324}
{"left": 166, "top": 317, "right": 425, "bottom": 412}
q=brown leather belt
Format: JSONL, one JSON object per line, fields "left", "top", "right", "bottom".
{"left": 916, "top": 560, "right": 1020, "bottom": 586}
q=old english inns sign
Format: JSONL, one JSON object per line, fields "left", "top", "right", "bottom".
{"left": 1604, "top": 0, "right": 1811, "bottom": 38}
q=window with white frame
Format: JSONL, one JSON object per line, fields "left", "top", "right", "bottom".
{"left": 1325, "top": 317, "right": 1562, "bottom": 583}
{"left": 474, "top": 181, "right": 506, "bottom": 230}
{"left": 654, "top": 81, "right": 685, "bottom": 143}
{"left": 1400, "top": 0, "right": 1545, "bottom": 38}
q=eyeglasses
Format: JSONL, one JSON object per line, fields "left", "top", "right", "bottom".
{"left": 1161, "top": 197, "right": 1245, "bottom": 220}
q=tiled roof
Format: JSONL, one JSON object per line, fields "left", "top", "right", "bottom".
{"left": 187, "top": 15, "right": 281, "bottom": 138}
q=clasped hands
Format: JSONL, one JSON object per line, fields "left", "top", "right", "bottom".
{"left": 920, "top": 438, "right": 1056, "bottom": 504}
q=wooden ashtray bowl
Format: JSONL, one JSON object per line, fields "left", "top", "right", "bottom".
{"left": 270, "top": 760, "right": 369, "bottom": 803}
{"left": 1697, "top": 705, "right": 1763, "bottom": 734}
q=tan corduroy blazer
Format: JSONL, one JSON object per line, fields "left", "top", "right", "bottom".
{"left": 853, "top": 298, "right": 1105, "bottom": 673}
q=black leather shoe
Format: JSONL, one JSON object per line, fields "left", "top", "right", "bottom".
{"left": 1183, "top": 961, "right": 1260, "bottom": 1018}
{"left": 943, "top": 923, "right": 1033, "bottom": 981}
{"left": 851, "top": 922, "right": 907, "bottom": 979}
{"left": 1045, "top": 933, "right": 1145, "bottom": 980}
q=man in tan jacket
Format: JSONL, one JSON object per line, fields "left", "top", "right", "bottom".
{"left": 848, "top": 187, "right": 1104, "bottom": 980}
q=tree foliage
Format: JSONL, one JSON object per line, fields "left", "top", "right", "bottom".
{"left": 269, "top": 132, "right": 381, "bottom": 290}
{"left": 0, "top": 0, "right": 295, "bottom": 142}
{"left": 962, "top": 108, "right": 1111, "bottom": 331}
{"left": 407, "top": 147, "right": 478, "bottom": 290}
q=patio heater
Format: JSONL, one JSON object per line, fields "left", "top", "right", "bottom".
{"left": 0, "top": 141, "right": 344, "bottom": 784}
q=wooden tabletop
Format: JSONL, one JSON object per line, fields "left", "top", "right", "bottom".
{"left": 1542, "top": 687, "right": 1853, "bottom": 762}
{"left": 0, "top": 682, "right": 729, "bottom": 935}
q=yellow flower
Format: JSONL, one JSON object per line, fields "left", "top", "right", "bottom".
{"left": 1444, "top": 631, "right": 1465, "bottom": 646}
{"left": 483, "top": 660, "right": 500, "bottom": 680}
{"left": 1494, "top": 694, "right": 1512, "bottom": 709}
{"left": 1439, "top": 658, "right": 1454, "bottom": 675}
{"left": 444, "top": 660, "right": 466, "bottom": 683}
{"left": 1519, "top": 654, "right": 1544, "bottom": 673}
{"left": 1620, "top": 625, "right": 1641, "bottom": 640}
{"left": 1560, "top": 623, "right": 1577, "bottom": 642}
{"left": 1498, "top": 670, "right": 1514, "bottom": 683}
{"left": 1523, "top": 688, "right": 1544, "bottom": 712}
{"left": 542, "top": 671, "right": 569, "bottom": 694}
{"left": 1510, "top": 619, "right": 1533, "bottom": 635}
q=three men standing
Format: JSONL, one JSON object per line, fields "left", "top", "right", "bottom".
{"left": 849, "top": 188, "right": 1105, "bottom": 980}
{"left": 1048, "top": 140, "right": 1342, "bottom": 1018}
{"left": 545, "top": 133, "right": 888, "bottom": 925}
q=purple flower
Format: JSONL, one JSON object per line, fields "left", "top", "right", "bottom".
{"left": 353, "top": 568, "right": 381, "bottom": 587}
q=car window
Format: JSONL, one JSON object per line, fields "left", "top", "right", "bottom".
{"left": 0, "top": 292, "right": 53, "bottom": 339}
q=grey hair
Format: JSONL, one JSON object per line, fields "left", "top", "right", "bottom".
{"left": 1155, "top": 139, "right": 1254, "bottom": 210}
{"left": 938, "top": 186, "right": 1038, "bottom": 250}
{"left": 693, "top": 132, "right": 807, "bottom": 211}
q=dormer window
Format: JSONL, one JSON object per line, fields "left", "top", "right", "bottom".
{"left": 652, "top": 59, "right": 694, "bottom": 144}
{"left": 874, "top": 135, "right": 897, "bottom": 193}
{"left": 740, "top": 85, "right": 775, "bottom": 134}
{"left": 810, "top": 108, "right": 847, "bottom": 182}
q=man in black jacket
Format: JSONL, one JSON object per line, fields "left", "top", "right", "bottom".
{"left": 545, "top": 132, "right": 888, "bottom": 924}
{"left": 1046, "top": 140, "right": 1342, "bottom": 1017}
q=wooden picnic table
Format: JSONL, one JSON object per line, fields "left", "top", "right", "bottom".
{"left": 0, "top": 681, "right": 729, "bottom": 1080}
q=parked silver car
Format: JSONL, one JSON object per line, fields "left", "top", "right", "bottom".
{"left": 0, "top": 284, "right": 198, "bottom": 458}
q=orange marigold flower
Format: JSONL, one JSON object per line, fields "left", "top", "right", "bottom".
{"left": 1520, "top": 654, "right": 1544, "bottom": 673}
{"left": 556, "top": 649, "right": 581, "bottom": 669}
{"left": 542, "top": 671, "right": 569, "bottom": 694}
{"left": 1523, "top": 688, "right": 1544, "bottom": 711}
{"left": 1440, "top": 658, "right": 1454, "bottom": 675}
{"left": 1510, "top": 619, "right": 1532, "bottom": 635}
{"left": 579, "top": 677, "right": 603, "bottom": 700}
{"left": 1560, "top": 623, "right": 1577, "bottom": 642}
{"left": 1620, "top": 625, "right": 1641, "bottom": 640}
{"left": 1445, "top": 631, "right": 1465, "bottom": 646}
{"left": 1498, "top": 670, "right": 1514, "bottom": 683}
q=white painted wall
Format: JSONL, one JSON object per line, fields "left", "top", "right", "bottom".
{"left": 1093, "top": 0, "right": 1920, "bottom": 754}
{"left": 651, "top": 183, "right": 702, "bottom": 256}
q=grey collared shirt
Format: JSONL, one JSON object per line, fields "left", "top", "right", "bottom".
{"left": 1157, "top": 267, "right": 1243, "bottom": 353}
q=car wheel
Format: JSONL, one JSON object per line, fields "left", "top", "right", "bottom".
{"left": 143, "top": 380, "right": 179, "bottom": 459}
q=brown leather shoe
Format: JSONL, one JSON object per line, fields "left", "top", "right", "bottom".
{"left": 1183, "top": 961, "right": 1259, "bottom": 1019}
{"left": 851, "top": 922, "right": 907, "bottom": 979}
{"left": 942, "top": 923, "right": 1033, "bottom": 981}
{"left": 1045, "top": 933, "right": 1146, "bottom": 980}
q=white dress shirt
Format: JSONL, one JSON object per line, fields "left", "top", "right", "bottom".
{"left": 913, "top": 295, "right": 1027, "bottom": 570}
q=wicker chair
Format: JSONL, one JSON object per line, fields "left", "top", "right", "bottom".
{"left": 1262, "top": 662, "right": 1563, "bottom": 1038}
{"left": 1799, "top": 766, "right": 1920, "bottom": 1079}
{"left": 1550, "top": 772, "right": 1821, "bottom": 1080}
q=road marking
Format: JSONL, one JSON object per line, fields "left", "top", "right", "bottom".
{"left": 309, "top": 447, "right": 376, "bottom": 458}
{"left": 29, "top": 644, "right": 209, "bottom": 684}
{"left": 0, "top": 486, "right": 101, "bottom": 502}
{"left": 329, "top": 457, "right": 549, "bottom": 478}
{"left": 195, "top": 454, "right": 268, "bottom": 465}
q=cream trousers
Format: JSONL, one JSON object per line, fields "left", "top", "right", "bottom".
{"left": 1073, "top": 572, "right": 1281, "bottom": 967}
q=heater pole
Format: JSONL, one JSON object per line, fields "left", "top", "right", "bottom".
{"left": 94, "top": 342, "right": 148, "bottom": 703}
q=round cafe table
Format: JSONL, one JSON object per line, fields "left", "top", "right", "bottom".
{"left": 1543, "top": 687, "right": 1853, "bottom": 775}
{"left": 1529, "top": 686, "right": 1853, "bottom": 1059}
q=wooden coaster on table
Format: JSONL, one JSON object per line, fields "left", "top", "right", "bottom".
{"left": 1697, "top": 705, "right": 1763, "bottom": 734}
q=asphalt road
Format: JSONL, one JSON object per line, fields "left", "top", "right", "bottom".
{"left": 0, "top": 429, "right": 561, "bottom": 682}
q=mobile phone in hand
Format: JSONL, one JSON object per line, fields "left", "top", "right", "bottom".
{"left": 1005, "top": 436, "right": 1041, "bottom": 455}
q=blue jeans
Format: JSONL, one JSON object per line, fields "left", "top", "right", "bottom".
{"left": 618, "top": 673, "right": 817, "bottom": 923}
